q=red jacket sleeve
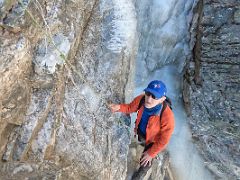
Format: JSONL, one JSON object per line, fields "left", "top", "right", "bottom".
{"left": 147, "top": 107, "right": 175, "bottom": 158}
{"left": 119, "top": 94, "right": 144, "bottom": 114}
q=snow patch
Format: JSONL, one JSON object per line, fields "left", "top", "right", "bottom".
{"left": 79, "top": 84, "right": 100, "bottom": 111}
{"left": 34, "top": 34, "right": 71, "bottom": 74}
{"left": 13, "top": 164, "right": 33, "bottom": 175}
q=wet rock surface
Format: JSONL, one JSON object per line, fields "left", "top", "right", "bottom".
{"left": 184, "top": 0, "right": 240, "bottom": 179}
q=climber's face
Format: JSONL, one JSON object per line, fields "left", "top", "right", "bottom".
{"left": 144, "top": 92, "right": 166, "bottom": 108}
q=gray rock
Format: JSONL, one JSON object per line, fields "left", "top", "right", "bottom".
{"left": 183, "top": 0, "right": 240, "bottom": 178}
{"left": 0, "top": 0, "right": 139, "bottom": 179}
{"left": 234, "top": 7, "right": 240, "bottom": 23}
{"left": 0, "top": 36, "right": 31, "bottom": 126}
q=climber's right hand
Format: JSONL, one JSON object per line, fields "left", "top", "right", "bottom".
{"left": 108, "top": 104, "right": 120, "bottom": 112}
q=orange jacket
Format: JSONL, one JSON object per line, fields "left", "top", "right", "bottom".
{"left": 119, "top": 94, "right": 175, "bottom": 158}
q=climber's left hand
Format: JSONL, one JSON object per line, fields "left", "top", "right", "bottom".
{"left": 140, "top": 151, "right": 153, "bottom": 167}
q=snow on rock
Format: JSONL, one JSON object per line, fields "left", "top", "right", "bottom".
{"left": 33, "top": 33, "right": 71, "bottom": 75}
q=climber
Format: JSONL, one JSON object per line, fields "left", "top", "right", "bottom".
{"left": 108, "top": 80, "right": 175, "bottom": 168}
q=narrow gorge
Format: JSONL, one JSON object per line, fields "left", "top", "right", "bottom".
{"left": 0, "top": 0, "right": 239, "bottom": 179}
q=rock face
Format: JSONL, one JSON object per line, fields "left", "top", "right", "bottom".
{"left": 3, "top": 0, "right": 239, "bottom": 179}
{"left": 183, "top": 0, "right": 240, "bottom": 179}
{"left": 127, "top": 140, "right": 172, "bottom": 180}
{"left": 0, "top": 0, "right": 139, "bottom": 179}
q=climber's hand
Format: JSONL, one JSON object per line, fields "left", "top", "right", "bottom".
{"left": 140, "top": 152, "right": 152, "bottom": 167}
{"left": 108, "top": 104, "right": 120, "bottom": 112}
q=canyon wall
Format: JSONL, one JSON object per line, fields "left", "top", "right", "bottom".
{"left": 183, "top": 0, "right": 240, "bottom": 179}
{"left": 0, "top": 0, "right": 138, "bottom": 179}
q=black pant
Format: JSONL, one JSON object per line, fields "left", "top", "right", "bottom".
{"left": 137, "top": 129, "right": 154, "bottom": 151}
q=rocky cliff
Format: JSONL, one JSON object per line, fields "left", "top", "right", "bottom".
{"left": 0, "top": 0, "right": 139, "bottom": 179}
{"left": 183, "top": 0, "right": 240, "bottom": 179}
{"left": 1, "top": 0, "right": 239, "bottom": 179}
